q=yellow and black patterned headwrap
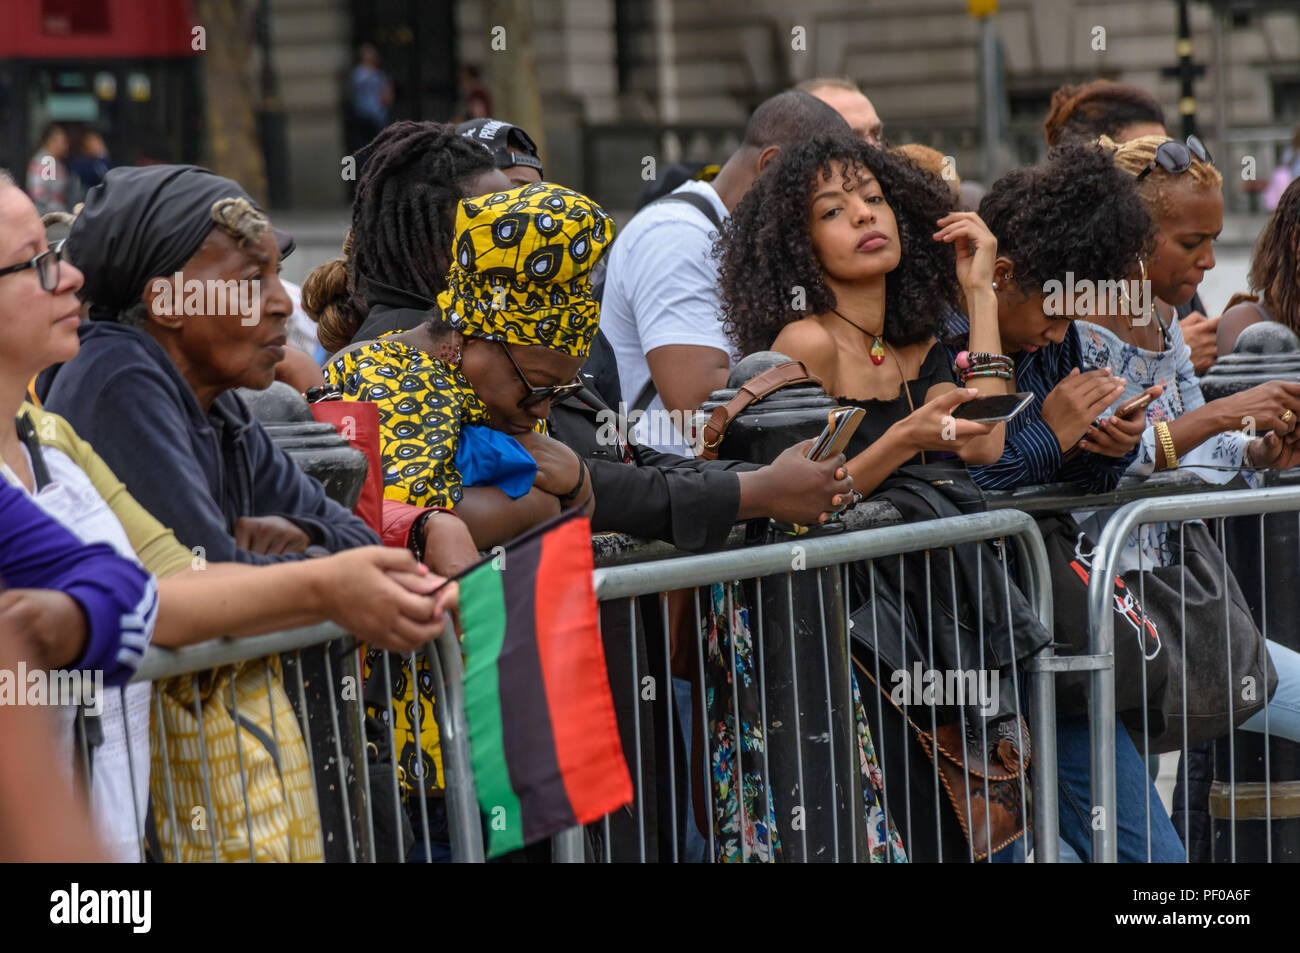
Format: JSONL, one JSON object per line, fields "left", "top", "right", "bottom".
{"left": 435, "top": 182, "right": 613, "bottom": 358}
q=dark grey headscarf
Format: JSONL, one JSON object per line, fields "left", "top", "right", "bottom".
{"left": 66, "top": 164, "right": 293, "bottom": 322}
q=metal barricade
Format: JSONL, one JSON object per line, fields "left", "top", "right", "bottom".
{"left": 546, "top": 509, "right": 1057, "bottom": 863}
{"left": 121, "top": 621, "right": 473, "bottom": 863}
{"left": 1084, "top": 484, "right": 1300, "bottom": 864}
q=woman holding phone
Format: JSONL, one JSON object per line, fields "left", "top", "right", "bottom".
{"left": 716, "top": 135, "right": 1055, "bottom": 863}
{"left": 1072, "top": 135, "right": 1300, "bottom": 570}
{"left": 716, "top": 134, "right": 1009, "bottom": 500}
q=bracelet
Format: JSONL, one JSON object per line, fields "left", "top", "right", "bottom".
{"left": 954, "top": 350, "right": 1013, "bottom": 372}
{"left": 959, "top": 368, "right": 1012, "bottom": 383}
{"left": 558, "top": 462, "right": 588, "bottom": 503}
{"left": 1155, "top": 421, "right": 1179, "bottom": 470}
{"left": 407, "top": 510, "right": 434, "bottom": 562}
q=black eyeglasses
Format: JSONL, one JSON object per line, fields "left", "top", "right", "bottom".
{"left": 1135, "top": 136, "right": 1213, "bottom": 182}
{"left": 497, "top": 340, "right": 583, "bottom": 409}
{"left": 0, "top": 239, "right": 66, "bottom": 291}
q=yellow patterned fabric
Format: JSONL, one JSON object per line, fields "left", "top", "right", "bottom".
{"left": 149, "top": 656, "right": 324, "bottom": 863}
{"left": 326, "top": 338, "right": 489, "bottom": 509}
{"left": 436, "top": 182, "right": 613, "bottom": 358}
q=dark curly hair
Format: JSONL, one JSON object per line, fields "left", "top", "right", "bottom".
{"left": 978, "top": 142, "right": 1154, "bottom": 299}
{"left": 716, "top": 135, "right": 961, "bottom": 357}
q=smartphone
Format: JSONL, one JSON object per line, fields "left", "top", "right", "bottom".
{"left": 806, "top": 406, "right": 866, "bottom": 461}
{"left": 952, "top": 392, "right": 1035, "bottom": 424}
{"left": 1115, "top": 392, "right": 1156, "bottom": 420}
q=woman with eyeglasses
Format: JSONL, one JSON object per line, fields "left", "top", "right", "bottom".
{"left": 1074, "top": 135, "right": 1300, "bottom": 497}
{"left": 322, "top": 181, "right": 609, "bottom": 549}
{"left": 0, "top": 172, "right": 456, "bottom": 860}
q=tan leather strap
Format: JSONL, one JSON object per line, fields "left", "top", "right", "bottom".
{"left": 697, "top": 360, "right": 820, "bottom": 460}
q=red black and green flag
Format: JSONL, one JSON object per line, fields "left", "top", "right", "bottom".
{"left": 458, "top": 507, "right": 632, "bottom": 856}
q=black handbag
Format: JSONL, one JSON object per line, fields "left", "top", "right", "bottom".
{"left": 1041, "top": 514, "right": 1277, "bottom": 753}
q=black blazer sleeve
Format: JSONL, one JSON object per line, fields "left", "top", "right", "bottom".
{"left": 587, "top": 454, "right": 754, "bottom": 552}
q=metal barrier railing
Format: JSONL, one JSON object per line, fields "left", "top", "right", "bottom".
{"left": 77, "top": 476, "right": 1300, "bottom": 863}
{"left": 1084, "top": 484, "right": 1300, "bottom": 864}
{"left": 124, "top": 621, "right": 475, "bottom": 863}
{"left": 559, "top": 508, "right": 1058, "bottom": 863}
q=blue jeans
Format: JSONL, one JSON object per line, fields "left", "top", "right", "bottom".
{"left": 1055, "top": 716, "right": 1185, "bottom": 862}
{"left": 1239, "top": 639, "right": 1300, "bottom": 742}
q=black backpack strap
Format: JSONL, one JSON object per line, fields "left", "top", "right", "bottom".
{"left": 651, "top": 191, "right": 724, "bottom": 231}
{"left": 630, "top": 377, "right": 658, "bottom": 415}
{"left": 618, "top": 190, "right": 724, "bottom": 421}
{"left": 16, "top": 412, "right": 52, "bottom": 490}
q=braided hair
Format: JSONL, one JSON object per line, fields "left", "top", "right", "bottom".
{"left": 302, "top": 121, "right": 496, "bottom": 352}
{"left": 1103, "top": 133, "right": 1222, "bottom": 220}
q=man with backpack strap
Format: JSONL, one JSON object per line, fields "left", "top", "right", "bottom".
{"left": 597, "top": 90, "right": 850, "bottom": 455}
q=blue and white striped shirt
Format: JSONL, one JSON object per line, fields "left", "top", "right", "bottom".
{"left": 945, "top": 315, "right": 1135, "bottom": 493}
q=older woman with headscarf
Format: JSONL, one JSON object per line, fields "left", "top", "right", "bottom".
{"left": 0, "top": 172, "right": 455, "bottom": 860}
{"left": 34, "top": 164, "right": 395, "bottom": 564}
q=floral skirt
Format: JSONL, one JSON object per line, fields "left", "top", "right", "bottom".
{"left": 703, "top": 582, "right": 906, "bottom": 863}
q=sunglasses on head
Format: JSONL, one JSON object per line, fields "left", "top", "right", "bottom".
{"left": 497, "top": 340, "right": 583, "bottom": 409}
{"left": 1135, "top": 136, "right": 1213, "bottom": 182}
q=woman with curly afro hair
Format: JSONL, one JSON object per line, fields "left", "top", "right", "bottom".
{"left": 948, "top": 141, "right": 1162, "bottom": 494}
{"left": 716, "top": 134, "right": 1009, "bottom": 498}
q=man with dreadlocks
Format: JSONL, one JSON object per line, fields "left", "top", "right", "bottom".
{"left": 36, "top": 164, "right": 380, "bottom": 565}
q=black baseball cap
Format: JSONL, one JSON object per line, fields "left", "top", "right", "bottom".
{"left": 456, "top": 118, "right": 544, "bottom": 177}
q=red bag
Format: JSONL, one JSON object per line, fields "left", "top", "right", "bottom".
{"left": 310, "top": 400, "right": 383, "bottom": 534}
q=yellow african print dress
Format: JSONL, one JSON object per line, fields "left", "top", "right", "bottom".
{"left": 325, "top": 336, "right": 489, "bottom": 799}
{"left": 326, "top": 337, "right": 491, "bottom": 509}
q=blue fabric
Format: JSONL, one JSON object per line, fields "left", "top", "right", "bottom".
{"left": 455, "top": 425, "right": 537, "bottom": 499}
{"left": 945, "top": 315, "right": 1135, "bottom": 493}
{"left": 1055, "top": 715, "right": 1185, "bottom": 862}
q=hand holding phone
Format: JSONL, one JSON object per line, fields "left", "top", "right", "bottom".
{"left": 806, "top": 406, "right": 866, "bottom": 461}
{"left": 951, "top": 392, "right": 1035, "bottom": 424}
{"left": 1114, "top": 386, "right": 1161, "bottom": 420}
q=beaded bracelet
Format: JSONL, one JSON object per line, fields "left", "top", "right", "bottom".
{"left": 960, "top": 368, "right": 1013, "bottom": 383}
{"left": 953, "top": 349, "right": 1013, "bottom": 372}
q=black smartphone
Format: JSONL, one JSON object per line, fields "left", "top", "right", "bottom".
{"left": 952, "top": 392, "right": 1035, "bottom": 423}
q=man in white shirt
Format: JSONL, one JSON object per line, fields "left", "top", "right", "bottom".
{"left": 600, "top": 91, "right": 850, "bottom": 454}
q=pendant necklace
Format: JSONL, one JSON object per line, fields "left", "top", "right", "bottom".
{"left": 831, "top": 307, "right": 886, "bottom": 365}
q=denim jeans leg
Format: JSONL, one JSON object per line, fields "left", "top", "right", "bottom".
{"left": 1055, "top": 715, "right": 1185, "bottom": 862}
{"left": 1239, "top": 640, "right": 1300, "bottom": 744}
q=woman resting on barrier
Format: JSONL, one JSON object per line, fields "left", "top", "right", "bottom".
{"left": 1041, "top": 80, "right": 1221, "bottom": 377}
{"left": 305, "top": 121, "right": 853, "bottom": 558}
{"left": 1075, "top": 137, "right": 1300, "bottom": 861}
{"left": 964, "top": 143, "right": 1195, "bottom": 861}
{"left": 714, "top": 133, "right": 1060, "bottom": 863}
{"left": 1218, "top": 175, "right": 1300, "bottom": 354}
{"left": 0, "top": 176, "right": 458, "bottom": 860}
